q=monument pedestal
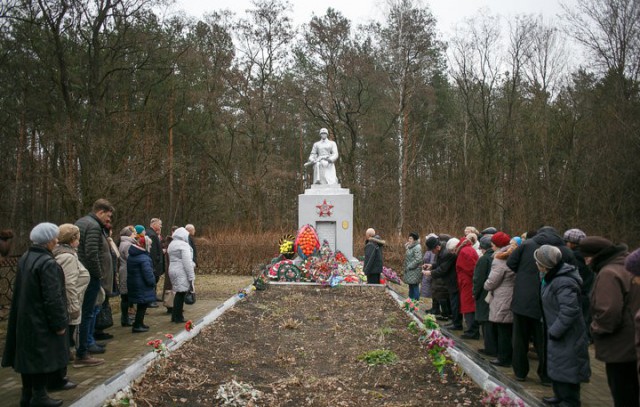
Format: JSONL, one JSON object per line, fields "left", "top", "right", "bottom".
{"left": 298, "top": 184, "right": 354, "bottom": 259}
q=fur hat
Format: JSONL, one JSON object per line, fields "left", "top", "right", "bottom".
{"left": 534, "top": 245, "right": 562, "bottom": 269}
{"left": 0, "top": 229, "right": 13, "bottom": 241}
{"left": 30, "top": 222, "right": 59, "bottom": 245}
{"left": 578, "top": 236, "right": 613, "bottom": 257}
{"left": 625, "top": 248, "right": 640, "bottom": 276}
{"left": 58, "top": 223, "right": 80, "bottom": 244}
{"left": 491, "top": 232, "right": 511, "bottom": 248}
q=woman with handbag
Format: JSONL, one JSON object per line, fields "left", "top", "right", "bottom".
{"left": 168, "top": 227, "right": 195, "bottom": 323}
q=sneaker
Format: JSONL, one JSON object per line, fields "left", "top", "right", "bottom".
{"left": 148, "top": 302, "right": 159, "bottom": 308}
{"left": 73, "top": 355, "right": 104, "bottom": 368}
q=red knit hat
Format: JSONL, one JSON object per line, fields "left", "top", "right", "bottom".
{"left": 491, "top": 231, "right": 511, "bottom": 248}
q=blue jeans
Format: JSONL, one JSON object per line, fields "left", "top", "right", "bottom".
{"left": 87, "top": 305, "right": 101, "bottom": 346}
{"left": 77, "top": 277, "right": 100, "bottom": 358}
{"left": 408, "top": 284, "right": 420, "bottom": 301}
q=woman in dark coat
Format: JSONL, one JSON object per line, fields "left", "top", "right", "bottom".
{"left": 472, "top": 235, "right": 497, "bottom": 356}
{"left": 536, "top": 245, "right": 590, "bottom": 407}
{"left": 126, "top": 226, "right": 157, "bottom": 333}
{"left": 2, "top": 223, "right": 68, "bottom": 407}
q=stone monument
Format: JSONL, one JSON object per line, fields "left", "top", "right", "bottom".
{"left": 299, "top": 128, "right": 354, "bottom": 259}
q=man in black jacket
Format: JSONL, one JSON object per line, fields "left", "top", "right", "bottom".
{"left": 75, "top": 199, "right": 113, "bottom": 367}
{"left": 363, "top": 228, "right": 385, "bottom": 284}
{"left": 146, "top": 218, "right": 164, "bottom": 306}
{"left": 507, "top": 226, "right": 576, "bottom": 383}
{"left": 425, "top": 236, "right": 462, "bottom": 330}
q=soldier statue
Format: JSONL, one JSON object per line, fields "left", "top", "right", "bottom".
{"left": 305, "top": 128, "right": 339, "bottom": 185}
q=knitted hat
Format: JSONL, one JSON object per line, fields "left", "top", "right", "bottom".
{"left": 120, "top": 226, "right": 133, "bottom": 237}
{"left": 563, "top": 228, "right": 586, "bottom": 244}
{"left": 134, "top": 225, "right": 146, "bottom": 235}
{"left": 426, "top": 236, "right": 440, "bottom": 250}
{"left": 534, "top": 245, "right": 562, "bottom": 269}
{"left": 578, "top": 236, "right": 613, "bottom": 257}
{"left": 512, "top": 236, "right": 522, "bottom": 246}
{"left": 491, "top": 232, "right": 511, "bottom": 248}
{"left": 30, "top": 222, "right": 59, "bottom": 245}
{"left": 58, "top": 223, "right": 80, "bottom": 244}
{"left": 479, "top": 235, "right": 493, "bottom": 250}
{"left": 625, "top": 248, "right": 640, "bottom": 276}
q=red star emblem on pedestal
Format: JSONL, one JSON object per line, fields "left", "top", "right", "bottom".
{"left": 316, "top": 199, "right": 334, "bottom": 217}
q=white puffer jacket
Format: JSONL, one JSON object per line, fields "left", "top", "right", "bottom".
{"left": 168, "top": 227, "right": 195, "bottom": 292}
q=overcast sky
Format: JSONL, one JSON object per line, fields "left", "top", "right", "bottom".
{"left": 168, "top": 0, "right": 575, "bottom": 37}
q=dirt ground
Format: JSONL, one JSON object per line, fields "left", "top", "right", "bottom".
{"left": 131, "top": 285, "right": 484, "bottom": 406}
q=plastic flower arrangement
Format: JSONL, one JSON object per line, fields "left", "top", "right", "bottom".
{"left": 146, "top": 333, "right": 173, "bottom": 358}
{"left": 382, "top": 266, "right": 402, "bottom": 284}
{"left": 423, "top": 329, "right": 455, "bottom": 376}
{"left": 185, "top": 320, "right": 194, "bottom": 332}
{"left": 480, "top": 387, "right": 525, "bottom": 407}
{"left": 278, "top": 234, "right": 295, "bottom": 259}
{"left": 403, "top": 298, "right": 419, "bottom": 313}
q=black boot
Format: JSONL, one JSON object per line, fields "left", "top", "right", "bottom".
{"left": 19, "top": 387, "right": 31, "bottom": 407}
{"left": 30, "top": 388, "right": 63, "bottom": 407}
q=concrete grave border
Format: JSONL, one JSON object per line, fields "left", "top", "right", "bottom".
{"left": 72, "top": 282, "right": 541, "bottom": 407}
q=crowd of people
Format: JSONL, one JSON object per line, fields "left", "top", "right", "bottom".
{"left": 363, "top": 226, "right": 640, "bottom": 407}
{"left": 1, "top": 199, "right": 197, "bottom": 407}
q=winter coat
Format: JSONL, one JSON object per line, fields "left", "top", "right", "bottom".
{"left": 76, "top": 213, "right": 113, "bottom": 294}
{"left": 126, "top": 245, "right": 156, "bottom": 305}
{"left": 146, "top": 227, "right": 164, "bottom": 278}
{"left": 456, "top": 241, "right": 479, "bottom": 314}
{"left": 2, "top": 245, "right": 68, "bottom": 374}
{"left": 431, "top": 247, "right": 458, "bottom": 294}
{"left": 507, "top": 228, "right": 576, "bottom": 319}
{"left": 473, "top": 248, "right": 494, "bottom": 322}
{"left": 590, "top": 247, "right": 640, "bottom": 363}
{"left": 168, "top": 228, "right": 196, "bottom": 292}
{"left": 403, "top": 241, "right": 423, "bottom": 285}
{"left": 118, "top": 236, "right": 136, "bottom": 294}
{"left": 573, "top": 249, "right": 594, "bottom": 327}
{"left": 485, "top": 246, "right": 516, "bottom": 324}
{"left": 188, "top": 235, "right": 198, "bottom": 266}
{"left": 635, "top": 308, "right": 640, "bottom": 387}
{"left": 541, "top": 262, "right": 591, "bottom": 384}
{"left": 363, "top": 236, "right": 385, "bottom": 276}
{"left": 420, "top": 251, "right": 436, "bottom": 298}
{"left": 53, "top": 244, "right": 89, "bottom": 325}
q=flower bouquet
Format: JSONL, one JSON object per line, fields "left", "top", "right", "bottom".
{"left": 382, "top": 266, "right": 402, "bottom": 285}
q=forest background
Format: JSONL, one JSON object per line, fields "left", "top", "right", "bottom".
{"left": 1, "top": 0, "right": 639, "bottom": 258}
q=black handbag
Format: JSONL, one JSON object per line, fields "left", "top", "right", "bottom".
{"left": 95, "top": 301, "right": 114, "bottom": 330}
{"left": 185, "top": 282, "right": 196, "bottom": 305}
